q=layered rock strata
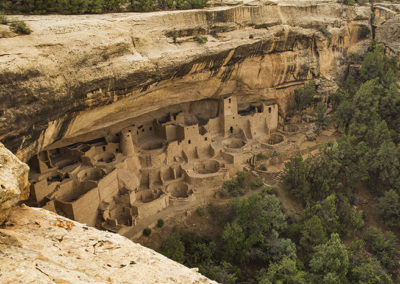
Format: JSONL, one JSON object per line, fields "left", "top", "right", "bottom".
{"left": 0, "top": 0, "right": 373, "bottom": 162}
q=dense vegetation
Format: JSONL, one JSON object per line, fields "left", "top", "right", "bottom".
{"left": 3, "top": 0, "right": 397, "bottom": 14}
{"left": 0, "top": 0, "right": 207, "bottom": 14}
{"left": 160, "top": 41, "right": 400, "bottom": 283}
{"left": 160, "top": 193, "right": 296, "bottom": 283}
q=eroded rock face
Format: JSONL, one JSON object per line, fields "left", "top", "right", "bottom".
{"left": 0, "top": 143, "right": 29, "bottom": 225}
{"left": 0, "top": 0, "right": 373, "bottom": 162}
{"left": 375, "top": 3, "right": 400, "bottom": 56}
{"left": 0, "top": 205, "right": 216, "bottom": 283}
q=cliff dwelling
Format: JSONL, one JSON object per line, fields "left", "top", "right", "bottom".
{"left": 27, "top": 95, "right": 285, "bottom": 233}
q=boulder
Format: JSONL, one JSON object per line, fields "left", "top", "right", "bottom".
{"left": 0, "top": 143, "right": 29, "bottom": 225}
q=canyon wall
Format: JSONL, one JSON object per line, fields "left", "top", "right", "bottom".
{"left": 375, "top": 3, "right": 400, "bottom": 56}
{"left": 0, "top": 0, "right": 375, "bottom": 162}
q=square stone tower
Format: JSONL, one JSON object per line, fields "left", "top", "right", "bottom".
{"left": 221, "top": 96, "right": 238, "bottom": 137}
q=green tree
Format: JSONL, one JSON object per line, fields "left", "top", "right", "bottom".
{"left": 222, "top": 194, "right": 289, "bottom": 265}
{"left": 202, "top": 262, "right": 239, "bottom": 284}
{"left": 377, "top": 189, "right": 400, "bottom": 228}
{"left": 257, "top": 257, "right": 308, "bottom": 284}
{"left": 222, "top": 221, "right": 246, "bottom": 263}
{"left": 360, "top": 48, "right": 384, "bottom": 82}
{"left": 334, "top": 99, "right": 353, "bottom": 132}
{"left": 352, "top": 79, "right": 382, "bottom": 126}
{"left": 313, "top": 103, "right": 331, "bottom": 134}
{"left": 369, "top": 141, "right": 400, "bottom": 190}
{"left": 348, "top": 238, "right": 393, "bottom": 283}
{"left": 294, "top": 81, "right": 316, "bottom": 113}
{"left": 309, "top": 233, "right": 349, "bottom": 283}
{"left": 313, "top": 194, "right": 340, "bottom": 234}
{"left": 363, "top": 227, "right": 398, "bottom": 271}
{"left": 350, "top": 261, "right": 393, "bottom": 284}
{"left": 282, "top": 155, "right": 308, "bottom": 199}
{"left": 299, "top": 215, "right": 328, "bottom": 254}
{"left": 343, "top": 74, "right": 357, "bottom": 97}
{"left": 379, "top": 83, "right": 400, "bottom": 142}
{"left": 338, "top": 197, "right": 364, "bottom": 236}
{"left": 159, "top": 233, "right": 185, "bottom": 263}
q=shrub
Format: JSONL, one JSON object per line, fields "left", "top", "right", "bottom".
{"left": 319, "top": 26, "right": 331, "bottom": 39}
{"left": 143, "top": 227, "right": 152, "bottom": 236}
{"left": 170, "top": 28, "right": 179, "bottom": 43}
{"left": 258, "top": 164, "right": 267, "bottom": 171}
{"left": 337, "top": 0, "right": 356, "bottom": 5}
{"left": 271, "top": 151, "right": 280, "bottom": 158}
{"left": 196, "top": 207, "right": 205, "bottom": 216}
{"left": 0, "top": 14, "right": 7, "bottom": 25}
{"left": 219, "top": 172, "right": 247, "bottom": 197}
{"left": 256, "top": 153, "right": 267, "bottom": 160}
{"left": 207, "top": 202, "right": 231, "bottom": 225}
{"left": 157, "top": 218, "right": 164, "bottom": 228}
{"left": 261, "top": 186, "right": 274, "bottom": 195}
{"left": 130, "top": 0, "right": 157, "bottom": 11}
{"left": 10, "top": 20, "right": 31, "bottom": 35}
{"left": 187, "top": 0, "right": 207, "bottom": 8}
{"left": 194, "top": 35, "right": 207, "bottom": 44}
{"left": 251, "top": 178, "right": 264, "bottom": 189}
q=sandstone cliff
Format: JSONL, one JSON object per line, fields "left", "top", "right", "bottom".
{"left": 0, "top": 0, "right": 375, "bottom": 162}
{"left": 374, "top": 3, "right": 400, "bottom": 56}
{"left": 0, "top": 143, "right": 29, "bottom": 224}
{"left": 0, "top": 205, "right": 216, "bottom": 283}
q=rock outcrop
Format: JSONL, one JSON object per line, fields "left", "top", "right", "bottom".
{"left": 375, "top": 3, "right": 400, "bottom": 56}
{"left": 0, "top": 205, "right": 216, "bottom": 283}
{"left": 0, "top": 0, "right": 374, "bottom": 162}
{"left": 0, "top": 143, "right": 29, "bottom": 225}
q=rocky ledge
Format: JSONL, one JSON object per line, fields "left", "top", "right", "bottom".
{"left": 0, "top": 0, "right": 379, "bottom": 162}
{"left": 0, "top": 205, "right": 216, "bottom": 283}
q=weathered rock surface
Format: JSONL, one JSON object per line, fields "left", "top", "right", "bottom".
{"left": 0, "top": 205, "right": 216, "bottom": 283}
{"left": 375, "top": 3, "right": 400, "bottom": 56}
{"left": 0, "top": 143, "right": 29, "bottom": 225}
{"left": 0, "top": 0, "right": 374, "bottom": 161}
